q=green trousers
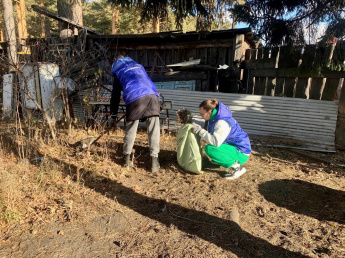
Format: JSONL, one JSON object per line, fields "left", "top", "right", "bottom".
{"left": 204, "top": 144, "right": 249, "bottom": 168}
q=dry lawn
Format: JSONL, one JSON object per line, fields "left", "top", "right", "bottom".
{"left": 0, "top": 125, "right": 344, "bottom": 257}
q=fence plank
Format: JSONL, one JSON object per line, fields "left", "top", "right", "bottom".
{"left": 309, "top": 78, "right": 324, "bottom": 100}
{"left": 165, "top": 49, "right": 173, "bottom": 65}
{"left": 185, "top": 48, "right": 196, "bottom": 62}
{"left": 218, "top": 47, "right": 227, "bottom": 65}
{"left": 209, "top": 48, "right": 218, "bottom": 66}
{"left": 250, "top": 49, "right": 258, "bottom": 60}
{"left": 336, "top": 78, "right": 344, "bottom": 100}
{"left": 336, "top": 81, "right": 345, "bottom": 148}
{"left": 284, "top": 78, "right": 296, "bottom": 97}
{"left": 257, "top": 48, "right": 263, "bottom": 59}
{"left": 295, "top": 78, "right": 309, "bottom": 99}
{"left": 242, "top": 69, "right": 249, "bottom": 93}
{"left": 245, "top": 48, "right": 251, "bottom": 60}
{"left": 266, "top": 77, "right": 276, "bottom": 96}
{"left": 275, "top": 78, "right": 285, "bottom": 96}
{"left": 140, "top": 50, "right": 148, "bottom": 67}
{"left": 246, "top": 70, "right": 254, "bottom": 94}
{"left": 271, "top": 47, "right": 280, "bottom": 60}
{"left": 322, "top": 78, "right": 340, "bottom": 101}
{"left": 197, "top": 48, "right": 208, "bottom": 64}
{"left": 299, "top": 45, "right": 316, "bottom": 71}
{"left": 278, "top": 46, "right": 302, "bottom": 68}
{"left": 263, "top": 47, "right": 270, "bottom": 59}
{"left": 254, "top": 77, "right": 266, "bottom": 95}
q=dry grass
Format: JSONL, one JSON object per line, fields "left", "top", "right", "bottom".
{"left": 0, "top": 124, "right": 135, "bottom": 230}
{"left": 0, "top": 122, "right": 344, "bottom": 257}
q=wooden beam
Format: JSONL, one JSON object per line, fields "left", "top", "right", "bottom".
{"left": 108, "top": 42, "right": 234, "bottom": 50}
{"left": 242, "top": 59, "right": 276, "bottom": 69}
{"left": 31, "top": 5, "right": 101, "bottom": 35}
{"left": 251, "top": 68, "right": 345, "bottom": 79}
{"left": 151, "top": 71, "right": 207, "bottom": 82}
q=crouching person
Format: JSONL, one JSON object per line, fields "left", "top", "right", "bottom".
{"left": 110, "top": 56, "right": 161, "bottom": 172}
{"left": 192, "top": 99, "right": 251, "bottom": 180}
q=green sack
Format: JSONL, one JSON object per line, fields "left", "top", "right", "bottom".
{"left": 177, "top": 124, "right": 203, "bottom": 174}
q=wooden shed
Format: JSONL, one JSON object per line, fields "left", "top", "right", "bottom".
{"left": 87, "top": 28, "right": 258, "bottom": 92}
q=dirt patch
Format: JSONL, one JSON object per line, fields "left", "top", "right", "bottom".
{"left": 0, "top": 126, "right": 344, "bottom": 257}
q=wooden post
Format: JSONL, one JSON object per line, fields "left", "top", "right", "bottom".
{"left": 335, "top": 80, "right": 345, "bottom": 149}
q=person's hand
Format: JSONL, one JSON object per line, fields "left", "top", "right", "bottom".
{"left": 192, "top": 123, "right": 203, "bottom": 134}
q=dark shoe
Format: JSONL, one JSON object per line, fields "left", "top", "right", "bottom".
{"left": 151, "top": 157, "right": 160, "bottom": 173}
{"left": 202, "top": 157, "right": 221, "bottom": 169}
{"left": 223, "top": 164, "right": 246, "bottom": 180}
{"left": 124, "top": 154, "right": 132, "bottom": 168}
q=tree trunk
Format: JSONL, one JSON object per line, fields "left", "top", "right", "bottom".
{"left": 2, "top": 0, "right": 18, "bottom": 72}
{"left": 72, "top": 0, "right": 83, "bottom": 35}
{"left": 40, "top": 0, "right": 50, "bottom": 38}
{"left": 217, "top": 2, "right": 225, "bottom": 30}
{"left": 0, "top": 28, "right": 4, "bottom": 41}
{"left": 152, "top": 16, "right": 160, "bottom": 33}
{"left": 57, "top": 0, "right": 73, "bottom": 31}
{"left": 16, "top": 0, "right": 27, "bottom": 43}
{"left": 111, "top": 4, "right": 120, "bottom": 34}
{"left": 57, "top": 0, "right": 83, "bottom": 36}
{"left": 196, "top": 12, "right": 202, "bottom": 31}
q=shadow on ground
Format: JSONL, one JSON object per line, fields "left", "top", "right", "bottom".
{"left": 259, "top": 179, "right": 345, "bottom": 224}
{"left": 46, "top": 152, "right": 306, "bottom": 257}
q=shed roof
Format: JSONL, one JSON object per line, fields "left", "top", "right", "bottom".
{"left": 88, "top": 28, "right": 259, "bottom": 48}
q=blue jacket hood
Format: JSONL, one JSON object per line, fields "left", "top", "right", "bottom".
{"left": 111, "top": 57, "right": 137, "bottom": 75}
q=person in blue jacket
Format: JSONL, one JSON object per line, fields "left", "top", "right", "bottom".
{"left": 192, "top": 99, "right": 251, "bottom": 180}
{"left": 110, "top": 56, "right": 161, "bottom": 172}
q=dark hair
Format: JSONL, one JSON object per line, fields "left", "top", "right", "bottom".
{"left": 116, "top": 55, "right": 125, "bottom": 60}
{"left": 199, "top": 99, "right": 219, "bottom": 112}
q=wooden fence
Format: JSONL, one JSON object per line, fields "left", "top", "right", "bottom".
{"left": 242, "top": 43, "right": 344, "bottom": 101}
{"left": 241, "top": 42, "right": 345, "bottom": 148}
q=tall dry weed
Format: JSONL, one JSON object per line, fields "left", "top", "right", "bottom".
{"left": 0, "top": 155, "right": 24, "bottom": 224}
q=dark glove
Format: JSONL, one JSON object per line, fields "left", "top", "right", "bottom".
{"left": 192, "top": 123, "right": 203, "bottom": 134}
{"left": 111, "top": 114, "right": 117, "bottom": 120}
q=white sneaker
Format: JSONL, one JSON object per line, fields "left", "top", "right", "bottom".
{"left": 223, "top": 165, "right": 246, "bottom": 180}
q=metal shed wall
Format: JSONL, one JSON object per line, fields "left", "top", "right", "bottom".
{"left": 158, "top": 89, "right": 339, "bottom": 151}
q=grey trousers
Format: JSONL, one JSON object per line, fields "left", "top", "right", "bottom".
{"left": 123, "top": 116, "right": 160, "bottom": 157}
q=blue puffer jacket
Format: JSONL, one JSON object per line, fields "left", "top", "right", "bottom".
{"left": 207, "top": 102, "right": 251, "bottom": 154}
{"left": 111, "top": 57, "right": 159, "bottom": 105}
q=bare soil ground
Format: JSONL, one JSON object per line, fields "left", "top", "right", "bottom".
{"left": 0, "top": 125, "right": 344, "bottom": 257}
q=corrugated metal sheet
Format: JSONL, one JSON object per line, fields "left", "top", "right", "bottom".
{"left": 158, "top": 89, "right": 339, "bottom": 151}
